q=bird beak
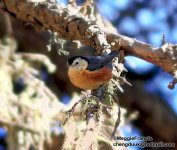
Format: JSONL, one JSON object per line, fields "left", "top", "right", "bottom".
{"left": 66, "top": 64, "right": 75, "bottom": 68}
{"left": 66, "top": 62, "right": 70, "bottom": 67}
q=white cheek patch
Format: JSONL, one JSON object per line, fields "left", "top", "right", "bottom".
{"left": 72, "top": 58, "right": 88, "bottom": 71}
{"left": 80, "top": 59, "right": 88, "bottom": 70}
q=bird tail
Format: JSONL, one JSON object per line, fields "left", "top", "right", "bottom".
{"left": 100, "top": 51, "right": 118, "bottom": 68}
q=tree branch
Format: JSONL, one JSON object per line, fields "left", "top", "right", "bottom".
{"left": 1, "top": 0, "right": 177, "bottom": 85}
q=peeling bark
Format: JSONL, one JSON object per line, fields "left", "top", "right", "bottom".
{"left": 1, "top": 0, "right": 177, "bottom": 83}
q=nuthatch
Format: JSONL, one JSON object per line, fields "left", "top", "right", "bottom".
{"left": 67, "top": 51, "right": 118, "bottom": 90}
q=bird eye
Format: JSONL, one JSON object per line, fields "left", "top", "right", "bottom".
{"left": 75, "top": 62, "right": 79, "bottom": 65}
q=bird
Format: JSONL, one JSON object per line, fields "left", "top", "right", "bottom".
{"left": 67, "top": 51, "right": 118, "bottom": 90}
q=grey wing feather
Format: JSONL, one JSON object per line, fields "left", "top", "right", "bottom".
{"left": 86, "top": 57, "right": 102, "bottom": 71}
{"left": 87, "top": 51, "right": 117, "bottom": 71}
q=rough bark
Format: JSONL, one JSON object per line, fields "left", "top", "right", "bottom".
{"left": 0, "top": 1, "right": 177, "bottom": 149}
{"left": 1, "top": 0, "right": 177, "bottom": 79}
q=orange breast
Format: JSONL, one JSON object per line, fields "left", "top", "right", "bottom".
{"left": 68, "top": 67, "right": 112, "bottom": 90}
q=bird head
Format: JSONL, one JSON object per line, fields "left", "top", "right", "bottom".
{"left": 67, "top": 56, "right": 89, "bottom": 71}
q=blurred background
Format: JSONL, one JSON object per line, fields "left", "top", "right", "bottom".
{"left": 97, "top": 0, "right": 177, "bottom": 149}
{"left": 0, "top": 0, "right": 177, "bottom": 150}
